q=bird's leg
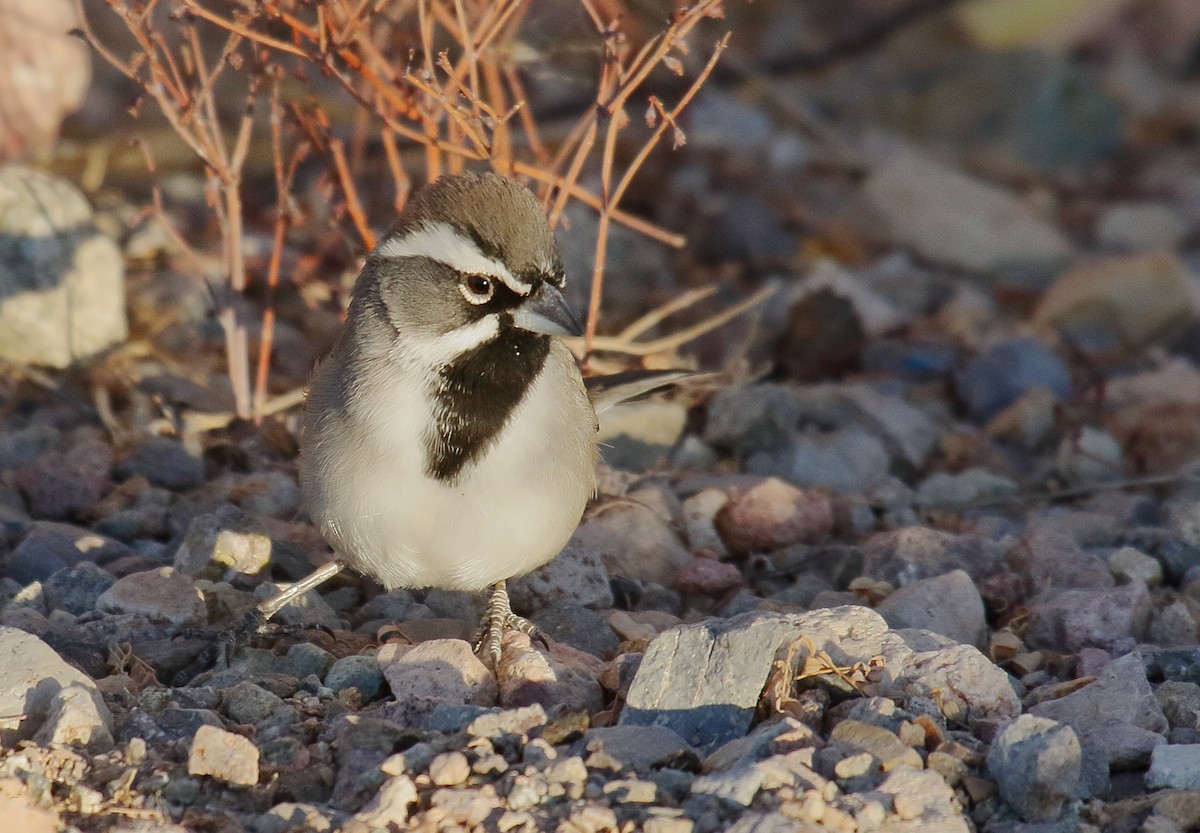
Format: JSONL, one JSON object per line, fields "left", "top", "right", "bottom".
{"left": 473, "top": 579, "right": 542, "bottom": 667}
{"left": 173, "top": 560, "right": 346, "bottom": 685}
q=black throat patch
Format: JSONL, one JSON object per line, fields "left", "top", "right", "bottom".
{"left": 425, "top": 324, "right": 551, "bottom": 482}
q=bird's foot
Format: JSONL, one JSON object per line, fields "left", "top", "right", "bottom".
{"left": 473, "top": 580, "right": 544, "bottom": 668}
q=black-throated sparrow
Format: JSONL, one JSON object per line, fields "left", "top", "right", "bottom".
{"left": 251, "top": 172, "right": 688, "bottom": 666}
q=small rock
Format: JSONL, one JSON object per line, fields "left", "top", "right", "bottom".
{"left": 1097, "top": 202, "right": 1190, "bottom": 251}
{"left": 986, "top": 715, "right": 1081, "bottom": 822}
{"left": 0, "top": 627, "right": 112, "bottom": 747}
{"left": 746, "top": 429, "right": 892, "bottom": 495}
{"left": 428, "top": 751, "right": 471, "bottom": 786}
{"left": 188, "top": 724, "right": 260, "bottom": 786}
{"left": 1031, "top": 653, "right": 1167, "bottom": 769}
{"left": 570, "top": 501, "right": 690, "bottom": 585}
{"left": 675, "top": 557, "right": 743, "bottom": 595}
{"left": 1035, "top": 251, "right": 1194, "bottom": 349}
{"left": 704, "top": 384, "right": 803, "bottom": 456}
{"left": 324, "top": 654, "right": 384, "bottom": 701}
{"left": 916, "top": 469, "right": 1019, "bottom": 507}
{"left": 583, "top": 725, "right": 694, "bottom": 772}
{"left": 353, "top": 776, "right": 418, "bottom": 829}
{"left": 864, "top": 142, "right": 1072, "bottom": 278}
{"left": 287, "top": 642, "right": 335, "bottom": 679}
{"left": 1055, "top": 427, "right": 1124, "bottom": 486}
{"left": 223, "top": 681, "right": 284, "bottom": 725}
{"left": 33, "top": 683, "right": 115, "bottom": 751}
{"left": 0, "top": 167, "right": 126, "bottom": 367}
{"left": 682, "top": 489, "right": 729, "bottom": 558}
{"left": 1025, "top": 582, "right": 1150, "bottom": 652}
{"left": 42, "top": 561, "right": 114, "bottom": 615}
{"left": 1149, "top": 600, "right": 1198, "bottom": 646}
{"left": 508, "top": 526, "right": 613, "bottom": 613}
{"left": 378, "top": 640, "right": 497, "bottom": 721}
{"left": 955, "top": 338, "right": 1073, "bottom": 422}
{"left": 862, "top": 527, "right": 1004, "bottom": 585}
{"left": 116, "top": 435, "right": 205, "bottom": 491}
{"left": 7, "top": 522, "right": 128, "bottom": 584}
{"left": 15, "top": 451, "right": 110, "bottom": 520}
{"left": 829, "top": 719, "right": 923, "bottom": 770}
{"left": 875, "top": 570, "right": 987, "bottom": 647}
{"left": 95, "top": 567, "right": 206, "bottom": 629}
{"left": 173, "top": 505, "right": 273, "bottom": 578}
{"left": 1147, "top": 744, "right": 1200, "bottom": 790}
{"left": 1108, "top": 546, "right": 1163, "bottom": 587}
{"left": 715, "top": 478, "right": 833, "bottom": 556}
{"left": 496, "top": 632, "right": 604, "bottom": 714}
{"left": 532, "top": 605, "right": 620, "bottom": 658}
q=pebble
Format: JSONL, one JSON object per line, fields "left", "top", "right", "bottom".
{"left": 829, "top": 719, "right": 923, "bottom": 771}
{"left": 41, "top": 561, "right": 114, "bottom": 614}
{"left": 1157, "top": 681, "right": 1200, "bottom": 731}
{"left": 986, "top": 715, "right": 1081, "bottom": 822}
{"left": 532, "top": 605, "right": 620, "bottom": 658}
{"left": 7, "top": 522, "right": 128, "bottom": 584}
{"left": 508, "top": 526, "right": 613, "bottom": 614}
{"left": 115, "top": 435, "right": 205, "bottom": 491}
{"left": 955, "top": 338, "right": 1073, "bottom": 422}
{"left": 1025, "top": 582, "right": 1150, "bottom": 652}
{"left": 875, "top": 569, "right": 987, "bottom": 647}
{"left": 429, "top": 751, "right": 471, "bottom": 786}
{"left": 714, "top": 478, "right": 834, "bottom": 556}
{"left": 324, "top": 654, "right": 385, "bottom": 701}
{"left": 583, "top": 725, "right": 694, "bottom": 772}
{"left": 188, "top": 724, "right": 260, "bottom": 786}
{"left": 570, "top": 501, "right": 690, "bottom": 585}
{"left": 1146, "top": 744, "right": 1200, "bottom": 790}
{"left": 704, "top": 384, "right": 803, "bottom": 456}
{"left": 173, "top": 505, "right": 273, "bottom": 579}
{"left": 353, "top": 776, "right": 418, "bottom": 828}
{"left": 15, "top": 451, "right": 110, "bottom": 520}
{"left": 287, "top": 642, "right": 336, "bottom": 679}
{"left": 95, "top": 566, "right": 206, "bottom": 629}
{"left": 1055, "top": 427, "right": 1124, "bottom": 486}
{"left": 1097, "top": 202, "right": 1190, "bottom": 251}
{"left": 378, "top": 639, "right": 497, "bottom": 722}
{"left": 223, "top": 681, "right": 285, "bottom": 725}
{"left": 862, "top": 526, "right": 1004, "bottom": 585}
{"left": 252, "top": 581, "right": 340, "bottom": 628}
{"left": 746, "top": 428, "right": 892, "bottom": 495}
{"left": 1108, "top": 546, "right": 1163, "bottom": 587}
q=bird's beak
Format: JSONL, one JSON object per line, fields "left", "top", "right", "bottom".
{"left": 512, "top": 283, "right": 583, "bottom": 337}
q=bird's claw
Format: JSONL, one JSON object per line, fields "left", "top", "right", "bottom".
{"left": 472, "top": 579, "right": 544, "bottom": 668}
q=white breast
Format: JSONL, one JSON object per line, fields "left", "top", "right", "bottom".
{"left": 300, "top": 341, "right": 596, "bottom": 592}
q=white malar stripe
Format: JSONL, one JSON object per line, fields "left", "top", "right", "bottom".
{"left": 397, "top": 314, "right": 501, "bottom": 369}
{"left": 380, "top": 221, "right": 532, "bottom": 296}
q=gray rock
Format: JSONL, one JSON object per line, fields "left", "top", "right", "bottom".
{"left": 876, "top": 569, "right": 987, "bottom": 647}
{"left": 875, "top": 768, "right": 971, "bottom": 832}
{"left": 1156, "top": 681, "right": 1200, "bottom": 731}
{"left": 7, "top": 522, "right": 128, "bottom": 584}
{"left": 1055, "top": 427, "right": 1124, "bottom": 487}
{"left": 532, "top": 605, "right": 620, "bottom": 658}
{"left": 704, "top": 384, "right": 803, "bottom": 456}
{"left": 1025, "top": 583, "right": 1150, "bottom": 652}
{"left": 116, "top": 435, "right": 205, "bottom": 491}
{"left": 0, "top": 423, "right": 59, "bottom": 471}
{"left": 620, "top": 613, "right": 808, "bottom": 751}
{"left": 95, "top": 567, "right": 206, "bottom": 629}
{"left": 1031, "top": 653, "right": 1167, "bottom": 769}
{"left": 746, "top": 428, "right": 891, "bottom": 494}
{"left": 42, "top": 561, "right": 114, "bottom": 614}
{"left": 509, "top": 530, "right": 613, "bottom": 614}
{"left": 1146, "top": 744, "right": 1200, "bottom": 790}
{"left": 955, "top": 338, "right": 1073, "bottom": 422}
{"left": 1097, "top": 202, "right": 1189, "bottom": 251}
{"left": 325, "top": 654, "right": 384, "bottom": 701}
{"left": 916, "top": 469, "right": 1019, "bottom": 507}
{"left": 223, "top": 681, "right": 285, "bottom": 725}
{"left": 173, "top": 505, "right": 273, "bottom": 579}
{"left": 862, "top": 526, "right": 1005, "bottom": 585}
{"left": 863, "top": 142, "right": 1072, "bottom": 279}
{"left": 987, "top": 715, "right": 1081, "bottom": 822}
{"left": 377, "top": 640, "right": 497, "bottom": 722}
{"left": 0, "top": 166, "right": 126, "bottom": 367}
{"left": 583, "top": 725, "right": 694, "bottom": 772}
{"left": 572, "top": 501, "right": 690, "bottom": 585}
{"left": 0, "top": 626, "right": 112, "bottom": 748}
{"left": 15, "top": 449, "right": 110, "bottom": 520}
{"left": 287, "top": 642, "right": 335, "bottom": 680}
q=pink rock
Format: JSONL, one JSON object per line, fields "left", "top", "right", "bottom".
{"left": 715, "top": 478, "right": 833, "bottom": 556}
{"left": 497, "top": 633, "right": 603, "bottom": 714}
{"left": 675, "top": 557, "right": 743, "bottom": 594}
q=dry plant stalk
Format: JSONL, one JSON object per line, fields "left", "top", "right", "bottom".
{"left": 79, "top": 0, "right": 729, "bottom": 422}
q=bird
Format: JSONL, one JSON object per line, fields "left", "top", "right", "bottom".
{"left": 245, "top": 172, "right": 691, "bottom": 667}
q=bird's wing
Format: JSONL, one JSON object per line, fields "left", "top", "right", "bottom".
{"left": 583, "top": 369, "right": 706, "bottom": 414}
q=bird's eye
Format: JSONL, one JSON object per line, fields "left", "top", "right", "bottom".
{"left": 463, "top": 274, "right": 493, "bottom": 302}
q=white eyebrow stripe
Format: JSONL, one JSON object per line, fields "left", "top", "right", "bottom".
{"left": 379, "top": 220, "right": 532, "bottom": 296}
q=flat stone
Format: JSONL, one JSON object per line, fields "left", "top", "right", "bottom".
{"left": 583, "top": 725, "right": 695, "bottom": 772}
{"left": 378, "top": 639, "right": 496, "bottom": 722}
{"left": 829, "top": 719, "right": 923, "bottom": 771}
{"left": 188, "top": 724, "right": 260, "bottom": 786}
{"left": 95, "top": 567, "right": 206, "bottom": 628}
